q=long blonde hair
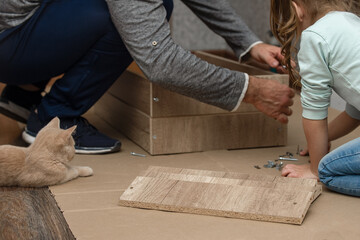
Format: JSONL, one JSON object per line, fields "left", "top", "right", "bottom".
{"left": 270, "top": 0, "right": 360, "bottom": 86}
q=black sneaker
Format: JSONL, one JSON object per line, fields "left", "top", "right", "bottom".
{"left": 0, "top": 85, "right": 43, "bottom": 123}
{"left": 22, "top": 110, "right": 121, "bottom": 154}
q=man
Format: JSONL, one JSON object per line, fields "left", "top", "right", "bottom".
{"left": 0, "top": 0, "right": 294, "bottom": 154}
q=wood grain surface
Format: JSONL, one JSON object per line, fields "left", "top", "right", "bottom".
{"left": 0, "top": 187, "right": 75, "bottom": 240}
{"left": 119, "top": 166, "right": 321, "bottom": 225}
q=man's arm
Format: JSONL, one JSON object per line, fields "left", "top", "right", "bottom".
{"left": 106, "top": 0, "right": 293, "bottom": 122}
{"left": 181, "top": 0, "right": 260, "bottom": 59}
{"left": 181, "top": 0, "right": 286, "bottom": 71}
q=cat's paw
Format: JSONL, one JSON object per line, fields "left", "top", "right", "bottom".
{"left": 78, "top": 166, "right": 93, "bottom": 177}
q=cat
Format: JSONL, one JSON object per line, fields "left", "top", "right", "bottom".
{"left": 0, "top": 117, "right": 93, "bottom": 187}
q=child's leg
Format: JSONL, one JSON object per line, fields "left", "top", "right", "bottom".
{"left": 318, "top": 137, "right": 360, "bottom": 197}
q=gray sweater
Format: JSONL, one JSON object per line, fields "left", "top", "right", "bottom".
{"left": 0, "top": 0, "right": 261, "bottom": 111}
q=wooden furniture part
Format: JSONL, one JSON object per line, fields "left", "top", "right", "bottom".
{"left": 0, "top": 83, "right": 24, "bottom": 145}
{"left": 94, "top": 51, "right": 289, "bottom": 155}
{"left": 119, "top": 166, "right": 322, "bottom": 225}
{"left": 0, "top": 187, "right": 75, "bottom": 240}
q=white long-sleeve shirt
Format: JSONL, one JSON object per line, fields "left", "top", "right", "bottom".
{"left": 299, "top": 11, "right": 360, "bottom": 120}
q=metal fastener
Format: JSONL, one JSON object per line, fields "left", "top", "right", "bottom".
{"left": 276, "top": 162, "right": 284, "bottom": 171}
{"left": 278, "top": 157, "right": 298, "bottom": 161}
{"left": 130, "top": 152, "right": 146, "bottom": 157}
{"left": 279, "top": 152, "right": 293, "bottom": 158}
{"left": 264, "top": 160, "right": 276, "bottom": 168}
{"left": 153, "top": 97, "right": 159, "bottom": 102}
{"left": 152, "top": 41, "right": 158, "bottom": 46}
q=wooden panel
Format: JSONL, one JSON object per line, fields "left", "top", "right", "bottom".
{"left": 119, "top": 166, "right": 321, "bottom": 225}
{"left": 94, "top": 94, "right": 286, "bottom": 155}
{"left": 257, "top": 74, "right": 289, "bottom": 83}
{"left": 193, "top": 51, "right": 276, "bottom": 76}
{"left": 0, "top": 83, "right": 23, "bottom": 145}
{"left": 0, "top": 187, "right": 75, "bottom": 239}
{"left": 199, "top": 49, "right": 239, "bottom": 61}
{"left": 94, "top": 93, "right": 151, "bottom": 152}
{"left": 151, "top": 84, "right": 257, "bottom": 117}
{"left": 0, "top": 115, "right": 22, "bottom": 145}
{"left": 93, "top": 51, "right": 289, "bottom": 155}
{"left": 108, "top": 70, "right": 151, "bottom": 115}
{"left": 142, "top": 166, "right": 322, "bottom": 202}
{"left": 150, "top": 112, "right": 286, "bottom": 155}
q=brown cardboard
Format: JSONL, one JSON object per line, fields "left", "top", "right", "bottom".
{"left": 46, "top": 94, "right": 360, "bottom": 239}
{"left": 1, "top": 86, "right": 359, "bottom": 239}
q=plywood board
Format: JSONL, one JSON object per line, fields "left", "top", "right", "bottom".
{"left": 119, "top": 166, "right": 321, "bottom": 225}
{"left": 150, "top": 112, "right": 286, "bottom": 155}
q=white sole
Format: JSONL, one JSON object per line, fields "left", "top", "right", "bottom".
{"left": 22, "top": 131, "right": 36, "bottom": 145}
{"left": 22, "top": 130, "right": 120, "bottom": 154}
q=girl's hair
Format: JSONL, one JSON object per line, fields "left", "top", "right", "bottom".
{"left": 270, "top": 0, "right": 360, "bottom": 86}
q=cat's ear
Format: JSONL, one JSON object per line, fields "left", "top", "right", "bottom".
{"left": 67, "top": 125, "right": 77, "bottom": 135}
{"left": 47, "top": 117, "right": 60, "bottom": 128}
{"left": 62, "top": 125, "right": 77, "bottom": 140}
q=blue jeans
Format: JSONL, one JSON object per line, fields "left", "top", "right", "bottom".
{"left": 0, "top": 0, "right": 173, "bottom": 122}
{"left": 318, "top": 137, "right": 360, "bottom": 197}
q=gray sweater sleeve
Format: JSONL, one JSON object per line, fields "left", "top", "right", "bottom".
{"left": 181, "top": 0, "right": 261, "bottom": 59}
{"left": 0, "top": 0, "right": 40, "bottom": 33}
{"left": 106, "top": 0, "right": 254, "bottom": 111}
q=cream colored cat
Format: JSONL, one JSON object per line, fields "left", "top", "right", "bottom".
{"left": 0, "top": 117, "right": 93, "bottom": 187}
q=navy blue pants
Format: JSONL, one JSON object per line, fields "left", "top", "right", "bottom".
{"left": 0, "top": 0, "right": 173, "bottom": 122}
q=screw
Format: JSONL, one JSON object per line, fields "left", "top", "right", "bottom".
{"left": 153, "top": 97, "right": 159, "bottom": 102}
{"left": 276, "top": 162, "right": 284, "bottom": 171}
{"left": 264, "top": 160, "right": 276, "bottom": 168}
{"left": 130, "top": 152, "right": 146, "bottom": 157}
{"left": 278, "top": 157, "right": 298, "bottom": 161}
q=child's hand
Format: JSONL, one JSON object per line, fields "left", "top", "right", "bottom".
{"left": 281, "top": 164, "right": 319, "bottom": 180}
{"left": 300, "top": 147, "right": 309, "bottom": 156}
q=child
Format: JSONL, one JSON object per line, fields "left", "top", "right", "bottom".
{"left": 270, "top": 0, "right": 360, "bottom": 197}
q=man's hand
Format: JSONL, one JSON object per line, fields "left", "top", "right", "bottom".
{"left": 281, "top": 164, "right": 319, "bottom": 180}
{"left": 249, "top": 43, "right": 286, "bottom": 73}
{"left": 243, "top": 76, "right": 294, "bottom": 124}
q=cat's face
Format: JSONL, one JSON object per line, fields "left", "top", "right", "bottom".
{"left": 32, "top": 117, "right": 76, "bottom": 162}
